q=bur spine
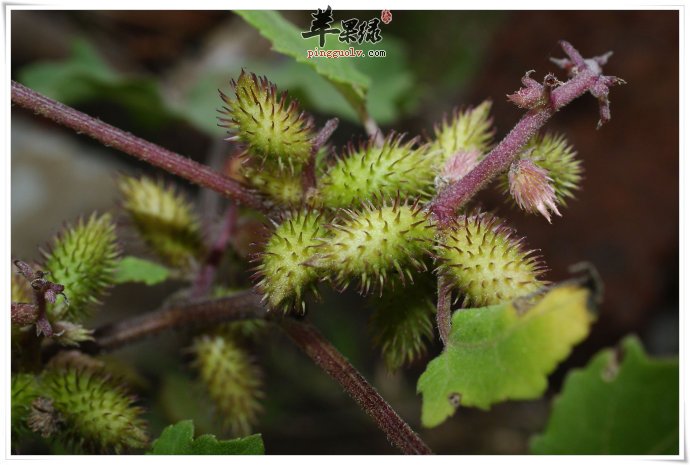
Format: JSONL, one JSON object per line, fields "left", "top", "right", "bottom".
{"left": 43, "top": 213, "right": 119, "bottom": 321}
{"left": 191, "top": 334, "right": 263, "bottom": 437}
{"left": 43, "top": 368, "right": 148, "bottom": 453}
{"left": 118, "top": 176, "right": 204, "bottom": 270}
{"left": 219, "top": 70, "right": 314, "bottom": 171}
{"left": 436, "top": 213, "right": 545, "bottom": 306}
{"left": 314, "top": 198, "right": 434, "bottom": 295}
{"left": 254, "top": 210, "right": 326, "bottom": 313}
{"left": 316, "top": 133, "right": 436, "bottom": 207}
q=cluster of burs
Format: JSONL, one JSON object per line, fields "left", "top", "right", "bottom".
{"left": 221, "top": 70, "right": 582, "bottom": 322}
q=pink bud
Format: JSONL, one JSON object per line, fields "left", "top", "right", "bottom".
{"left": 509, "top": 158, "right": 561, "bottom": 223}
{"left": 441, "top": 149, "right": 481, "bottom": 183}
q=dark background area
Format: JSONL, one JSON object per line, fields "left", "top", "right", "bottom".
{"left": 11, "top": 10, "right": 678, "bottom": 454}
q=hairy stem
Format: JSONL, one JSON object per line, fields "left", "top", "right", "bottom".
{"left": 280, "top": 318, "right": 432, "bottom": 455}
{"left": 11, "top": 81, "right": 269, "bottom": 212}
{"left": 59, "top": 292, "right": 432, "bottom": 454}
{"left": 436, "top": 274, "right": 452, "bottom": 345}
{"left": 430, "top": 41, "right": 622, "bottom": 226}
{"left": 92, "top": 290, "right": 264, "bottom": 351}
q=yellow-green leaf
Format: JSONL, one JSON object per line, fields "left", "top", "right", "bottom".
{"left": 417, "top": 283, "right": 595, "bottom": 428}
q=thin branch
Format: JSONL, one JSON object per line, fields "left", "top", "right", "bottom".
{"left": 11, "top": 81, "right": 270, "bottom": 212}
{"left": 429, "top": 41, "right": 624, "bottom": 226}
{"left": 190, "top": 203, "right": 237, "bottom": 298}
{"left": 51, "top": 292, "right": 432, "bottom": 454}
{"left": 436, "top": 274, "right": 452, "bottom": 345}
{"left": 92, "top": 290, "right": 264, "bottom": 352}
{"left": 280, "top": 318, "right": 433, "bottom": 455}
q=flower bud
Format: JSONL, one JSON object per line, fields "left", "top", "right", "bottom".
{"left": 509, "top": 158, "right": 561, "bottom": 223}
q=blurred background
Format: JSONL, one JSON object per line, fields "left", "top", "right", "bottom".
{"left": 11, "top": 10, "right": 678, "bottom": 454}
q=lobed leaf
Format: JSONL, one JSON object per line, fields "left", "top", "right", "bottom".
{"left": 150, "top": 420, "right": 264, "bottom": 455}
{"left": 417, "top": 282, "right": 595, "bottom": 428}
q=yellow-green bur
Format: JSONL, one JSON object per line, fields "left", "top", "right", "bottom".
{"left": 11, "top": 373, "right": 39, "bottom": 437}
{"left": 427, "top": 100, "right": 494, "bottom": 165}
{"left": 191, "top": 333, "right": 263, "bottom": 437}
{"left": 242, "top": 165, "right": 304, "bottom": 206}
{"left": 316, "top": 135, "right": 437, "bottom": 208}
{"left": 314, "top": 202, "right": 434, "bottom": 294}
{"left": 43, "top": 213, "right": 119, "bottom": 321}
{"left": 523, "top": 132, "right": 583, "bottom": 205}
{"left": 255, "top": 210, "right": 326, "bottom": 312}
{"left": 118, "top": 176, "right": 204, "bottom": 270}
{"left": 436, "top": 214, "right": 545, "bottom": 307}
{"left": 43, "top": 368, "right": 148, "bottom": 452}
{"left": 219, "top": 71, "right": 314, "bottom": 171}
{"left": 417, "top": 283, "right": 595, "bottom": 428}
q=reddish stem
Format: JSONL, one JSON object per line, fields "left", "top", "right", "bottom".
{"left": 11, "top": 81, "right": 269, "bottom": 212}
{"left": 280, "top": 318, "right": 432, "bottom": 455}
{"left": 436, "top": 274, "right": 452, "bottom": 345}
{"left": 430, "top": 41, "right": 623, "bottom": 226}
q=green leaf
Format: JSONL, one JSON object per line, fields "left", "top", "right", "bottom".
{"left": 19, "top": 39, "right": 180, "bottom": 129}
{"left": 113, "top": 256, "right": 171, "bottom": 286}
{"left": 150, "top": 420, "right": 264, "bottom": 455}
{"left": 531, "top": 336, "right": 679, "bottom": 454}
{"left": 417, "top": 283, "right": 595, "bottom": 428}
{"left": 235, "top": 10, "right": 371, "bottom": 120}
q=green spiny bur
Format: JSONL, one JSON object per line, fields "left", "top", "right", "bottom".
{"left": 314, "top": 198, "right": 434, "bottom": 295}
{"left": 254, "top": 210, "right": 326, "bottom": 313}
{"left": 219, "top": 70, "right": 314, "bottom": 171}
{"left": 118, "top": 176, "right": 204, "bottom": 270}
{"left": 12, "top": 373, "right": 40, "bottom": 438}
{"left": 525, "top": 132, "right": 583, "bottom": 205}
{"left": 316, "top": 133, "right": 437, "bottom": 208}
{"left": 436, "top": 213, "right": 545, "bottom": 306}
{"left": 242, "top": 164, "right": 304, "bottom": 206}
{"left": 191, "top": 334, "right": 263, "bottom": 437}
{"left": 43, "top": 367, "right": 148, "bottom": 453}
{"left": 369, "top": 275, "right": 435, "bottom": 371}
{"left": 43, "top": 213, "right": 119, "bottom": 321}
{"left": 428, "top": 101, "right": 494, "bottom": 165}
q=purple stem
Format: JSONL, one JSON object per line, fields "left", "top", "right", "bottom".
{"left": 430, "top": 41, "right": 624, "bottom": 226}
{"left": 303, "top": 118, "right": 339, "bottom": 191}
{"left": 191, "top": 203, "right": 238, "bottom": 298}
{"left": 11, "top": 81, "right": 269, "bottom": 212}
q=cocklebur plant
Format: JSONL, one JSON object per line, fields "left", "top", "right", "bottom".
{"left": 10, "top": 38, "right": 633, "bottom": 455}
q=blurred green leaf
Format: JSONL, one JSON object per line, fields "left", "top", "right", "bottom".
{"left": 531, "top": 336, "right": 679, "bottom": 455}
{"left": 149, "top": 420, "right": 264, "bottom": 455}
{"left": 236, "top": 10, "right": 370, "bottom": 120}
{"left": 19, "top": 39, "right": 179, "bottom": 128}
{"left": 417, "top": 283, "right": 595, "bottom": 428}
{"left": 113, "top": 256, "right": 170, "bottom": 286}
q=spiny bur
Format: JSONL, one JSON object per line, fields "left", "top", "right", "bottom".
{"left": 427, "top": 101, "right": 494, "bottom": 166}
{"left": 253, "top": 210, "right": 326, "bottom": 313}
{"left": 118, "top": 176, "right": 204, "bottom": 270}
{"left": 219, "top": 70, "right": 314, "bottom": 171}
{"left": 191, "top": 333, "right": 263, "bottom": 437}
{"left": 43, "top": 213, "right": 119, "bottom": 321}
{"left": 313, "top": 198, "right": 434, "bottom": 295}
{"left": 316, "top": 133, "right": 436, "bottom": 208}
{"left": 42, "top": 367, "right": 148, "bottom": 453}
{"left": 11, "top": 373, "right": 40, "bottom": 439}
{"left": 369, "top": 275, "right": 435, "bottom": 371}
{"left": 241, "top": 164, "right": 304, "bottom": 206}
{"left": 436, "top": 213, "right": 545, "bottom": 307}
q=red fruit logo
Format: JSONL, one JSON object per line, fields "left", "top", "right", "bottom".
{"left": 381, "top": 9, "right": 392, "bottom": 24}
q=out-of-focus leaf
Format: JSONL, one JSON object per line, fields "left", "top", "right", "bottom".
{"left": 417, "top": 282, "right": 595, "bottom": 428}
{"left": 531, "top": 336, "right": 679, "bottom": 455}
{"left": 19, "top": 39, "right": 179, "bottom": 128}
{"left": 235, "top": 10, "right": 370, "bottom": 120}
{"left": 113, "top": 256, "right": 171, "bottom": 286}
{"left": 149, "top": 420, "right": 264, "bottom": 455}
